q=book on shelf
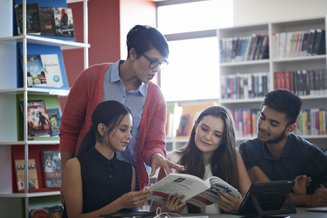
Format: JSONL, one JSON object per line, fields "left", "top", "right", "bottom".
{"left": 47, "top": 108, "right": 61, "bottom": 136}
{"left": 42, "top": 150, "right": 62, "bottom": 188}
{"left": 148, "top": 173, "right": 241, "bottom": 208}
{"left": 272, "top": 29, "right": 326, "bottom": 58}
{"left": 14, "top": 0, "right": 75, "bottom": 40}
{"left": 54, "top": 7, "right": 74, "bottom": 37}
{"left": 175, "top": 101, "right": 217, "bottom": 138}
{"left": 20, "top": 99, "right": 52, "bottom": 138}
{"left": 30, "top": 205, "right": 63, "bottom": 218}
{"left": 273, "top": 69, "right": 327, "bottom": 96}
{"left": 176, "top": 114, "right": 191, "bottom": 137}
{"left": 14, "top": 3, "right": 41, "bottom": 35}
{"left": 40, "top": 54, "right": 64, "bottom": 88}
{"left": 39, "top": 7, "right": 74, "bottom": 38}
{"left": 166, "top": 102, "right": 181, "bottom": 138}
{"left": 39, "top": 7, "right": 57, "bottom": 36}
{"left": 14, "top": 159, "right": 39, "bottom": 191}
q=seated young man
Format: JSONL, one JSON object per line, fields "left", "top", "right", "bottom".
{"left": 239, "top": 89, "right": 327, "bottom": 207}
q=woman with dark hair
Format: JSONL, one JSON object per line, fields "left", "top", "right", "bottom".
{"left": 60, "top": 25, "right": 183, "bottom": 192}
{"left": 62, "top": 101, "right": 151, "bottom": 218}
{"left": 155, "top": 105, "right": 251, "bottom": 214}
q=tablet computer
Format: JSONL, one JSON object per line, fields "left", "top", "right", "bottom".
{"left": 235, "top": 180, "right": 296, "bottom": 216}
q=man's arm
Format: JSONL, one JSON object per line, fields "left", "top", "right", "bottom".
{"left": 290, "top": 188, "right": 327, "bottom": 207}
{"left": 249, "top": 167, "right": 327, "bottom": 207}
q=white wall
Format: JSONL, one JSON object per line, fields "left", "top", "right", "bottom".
{"left": 119, "top": 0, "right": 156, "bottom": 59}
{"left": 233, "top": 0, "right": 327, "bottom": 26}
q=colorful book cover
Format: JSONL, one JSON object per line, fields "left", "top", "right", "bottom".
{"left": 176, "top": 114, "right": 191, "bottom": 136}
{"left": 15, "top": 159, "right": 39, "bottom": 191}
{"left": 27, "top": 54, "right": 47, "bottom": 87}
{"left": 20, "top": 99, "right": 52, "bottom": 137}
{"left": 53, "top": 7, "right": 74, "bottom": 37}
{"left": 14, "top": 3, "right": 41, "bottom": 35}
{"left": 47, "top": 108, "right": 61, "bottom": 136}
{"left": 42, "top": 150, "right": 62, "bottom": 188}
{"left": 39, "top": 7, "right": 56, "bottom": 36}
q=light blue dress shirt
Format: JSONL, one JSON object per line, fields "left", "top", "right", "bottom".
{"left": 103, "top": 60, "right": 148, "bottom": 166}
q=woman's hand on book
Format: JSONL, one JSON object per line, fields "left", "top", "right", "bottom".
{"left": 118, "top": 189, "right": 152, "bottom": 209}
{"left": 218, "top": 190, "right": 243, "bottom": 212}
{"left": 162, "top": 194, "right": 186, "bottom": 213}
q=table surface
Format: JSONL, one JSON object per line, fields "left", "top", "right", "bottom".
{"left": 101, "top": 207, "right": 327, "bottom": 218}
{"left": 163, "top": 207, "right": 327, "bottom": 218}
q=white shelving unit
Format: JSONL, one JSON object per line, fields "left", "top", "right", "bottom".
{"left": 217, "top": 17, "right": 327, "bottom": 149}
{"left": 0, "top": 0, "right": 89, "bottom": 217}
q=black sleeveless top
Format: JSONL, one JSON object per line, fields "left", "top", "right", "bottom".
{"left": 78, "top": 147, "right": 133, "bottom": 213}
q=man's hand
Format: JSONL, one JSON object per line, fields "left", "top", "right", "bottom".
{"left": 306, "top": 187, "right": 327, "bottom": 207}
{"left": 293, "top": 175, "right": 311, "bottom": 194}
{"left": 150, "top": 153, "right": 184, "bottom": 177}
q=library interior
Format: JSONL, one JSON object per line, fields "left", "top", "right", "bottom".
{"left": 0, "top": 0, "right": 327, "bottom": 217}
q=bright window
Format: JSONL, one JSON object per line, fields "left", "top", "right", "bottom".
{"left": 157, "top": 0, "right": 233, "bottom": 101}
{"left": 160, "top": 37, "right": 220, "bottom": 101}
{"left": 157, "top": 0, "right": 233, "bottom": 34}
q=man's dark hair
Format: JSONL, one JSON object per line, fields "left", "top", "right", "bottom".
{"left": 126, "top": 25, "right": 169, "bottom": 58}
{"left": 263, "top": 89, "right": 302, "bottom": 124}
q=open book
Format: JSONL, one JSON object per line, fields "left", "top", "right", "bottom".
{"left": 148, "top": 173, "right": 241, "bottom": 208}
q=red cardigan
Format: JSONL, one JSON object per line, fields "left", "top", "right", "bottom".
{"left": 60, "top": 63, "right": 167, "bottom": 189}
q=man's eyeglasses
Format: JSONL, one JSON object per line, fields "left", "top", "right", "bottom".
{"left": 142, "top": 54, "right": 168, "bottom": 71}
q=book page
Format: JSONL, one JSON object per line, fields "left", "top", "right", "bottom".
{"left": 188, "top": 176, "right": 241, "bottom": 207}
{"left": 209, "top": 176, "right": 241, "bottom": 197}
{"left": 148, "top": 173, "right": 210, "bottom": 205}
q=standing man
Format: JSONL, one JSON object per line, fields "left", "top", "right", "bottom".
{"left": 240, "top": 89, "right": 327, "bottom": 207}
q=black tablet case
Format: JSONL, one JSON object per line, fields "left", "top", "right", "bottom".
{"left": 236, "top": 180, "right": 296, "bottom": 216}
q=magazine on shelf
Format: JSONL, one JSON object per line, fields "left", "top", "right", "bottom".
{"left": 148, "top": 173, "right": 241, "bottom": 208}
